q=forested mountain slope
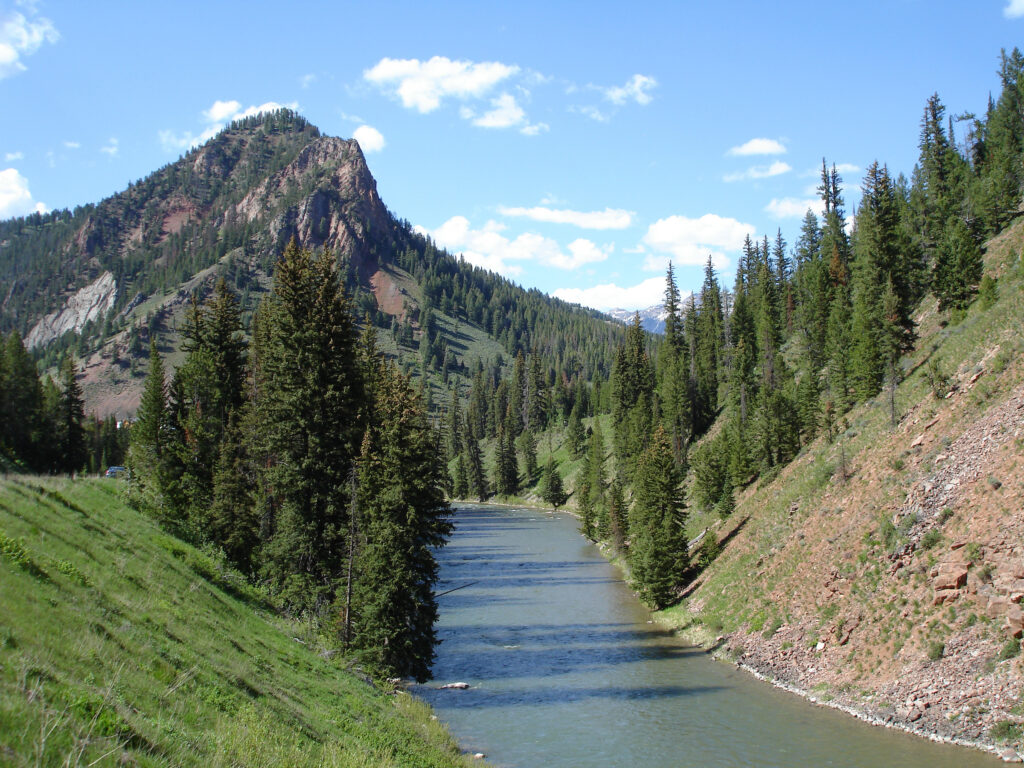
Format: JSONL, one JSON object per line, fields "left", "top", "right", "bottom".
{"left": 0, "top": 110, "right": 623, "bottom": 419}
{"left": 669, "top": 216, "right": 1024, "bottom": 756}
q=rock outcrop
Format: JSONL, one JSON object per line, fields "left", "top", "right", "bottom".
{"left": 25, "top": 271, "right": 116, "bottom": 349}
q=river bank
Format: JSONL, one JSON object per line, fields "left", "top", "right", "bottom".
{"left": 658, "top": 611, "right": 1024, "bottom": 763}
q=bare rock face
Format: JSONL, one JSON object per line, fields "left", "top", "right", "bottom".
{"left": 933, "top": 563, "right": 969, "bottom": 591}
{"left": 25, "top": 271, "right": 116, "bottom": 349}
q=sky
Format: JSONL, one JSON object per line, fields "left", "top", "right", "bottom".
{"left": 1, "top": 1, "right": 1023, "bottom": 310}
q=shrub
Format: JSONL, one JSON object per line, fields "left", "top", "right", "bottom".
{"left": 920, "top": 529, "right": 942, "bottom": 550}
{"left": 990, "top": 720, "right": 1023, "bottom": 743}
{"left": 978, "top": 274, "right": 998, "bottom": 310}
{"left": 927, "top": 641, "right": 945, "bottom": 661}
{"left": 998, "top": 638, "right": 1022, "bottom": 662}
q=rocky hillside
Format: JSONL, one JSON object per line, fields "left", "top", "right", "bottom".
{"left": 668, "top": 216, "right": 1024, "bottom": 760}
{"left": 0, "top": 110, "right": 620, "bottom": 418}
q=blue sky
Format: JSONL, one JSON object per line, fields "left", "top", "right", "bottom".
{"left": 2, "top": 1, "right": 1022, "bottom": 309}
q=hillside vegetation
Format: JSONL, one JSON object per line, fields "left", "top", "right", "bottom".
{"left": 0, "top": 476, "right": 476, "bottom": 767}
{"left": 666, "top": 217, "right": 1024, "bottom": 754}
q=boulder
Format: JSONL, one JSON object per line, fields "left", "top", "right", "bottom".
{"left": 933, "top": 564, "right": 968, "bottom": 591}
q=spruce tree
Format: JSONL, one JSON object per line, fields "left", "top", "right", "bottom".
{"left": 628, "top": 426, "right": 688, "bottom": 608}
{"left": 539, "top": 455, "right": 567, "bottom": 509}
{"left": 258, "top": 241, "right": 365, "bottom": 614}
{"left": 350, "top": 362, "right": 452, "bottom": 682}
{"left": 55, "top": 355, "right": 87, "bottom": 474}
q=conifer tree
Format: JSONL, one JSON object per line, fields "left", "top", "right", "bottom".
{"left": 516, "top": 428, "right": 538, "bottom": 483}
{"left": 539, "top": 455, "right": 567, "bottom": 509}
{"left": 127, "top": 342, "right": 179, "bottom": 521}
{"left": 0, "top": 332, "right": 44, "bottom": 468}
{"left": 258, "top": 241, "right": 365, "bottom": 614}
{"left": 55, "top": 355, "right": 87, "bottom": 474}
{"left": 452, "top": 452, "right": 470, "bottom": 499}
{"left": 351, "top": 362, "right": 452, "bottom": 682}
{"left": 465, "top": 431, "right": 489, "bottom": 501}
{"left": 206, "top": 413, "right": 259, "bottom": 574}
{"left": 607, "top": 479, "right": 627, "bottom": 556}
{"left": 628, "top": 426, "right": 688, "bottom": 608}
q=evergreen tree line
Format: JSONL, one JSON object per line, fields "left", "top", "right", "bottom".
{"left": 126, "top": 242, "right": 451, "bottom": 682}
{"left": 462, "top": 49, "right": 1024, "bottom": 610}
{"left": 0, "top": 332, "right": 126, "bottom": 474}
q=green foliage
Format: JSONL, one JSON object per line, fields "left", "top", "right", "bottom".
{"left": 998, "top": 638, "right": 1022, "bottom": 661}
{"left": 920, "top": 529, "right": 942, "bottom": 550}
{"left": 927, "top": 641, "right": 945, "bottom": 661}
{"left": 538, "top": 455, "right": 568, "bottom": 509}
{"left": 978, "top": 274, "right": 998, "bottom": 309}
{"left": 0, "top": 477, "right": 471, "bottom": 768}
{"left": 628, "top": 426, "right": 689, "bottom": 608}
{"left": 990, "top": 720, "right": 1023, "bottom": 743}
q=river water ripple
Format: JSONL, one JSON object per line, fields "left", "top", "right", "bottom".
{"left": 415, "top": 505, "right": 1001, "bottom": 768}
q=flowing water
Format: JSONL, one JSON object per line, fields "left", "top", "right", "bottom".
{"left": 415, "top": 504, "right": 1001, "bottom": 768}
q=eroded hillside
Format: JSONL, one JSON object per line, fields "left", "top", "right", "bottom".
{"left": 670, "top": 217, "right": 1024, "bottom": 758}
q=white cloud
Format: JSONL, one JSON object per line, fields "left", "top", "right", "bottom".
{"left": 0, "top": 5, "right": 59, "bottom": 80}
{"left": 0, "top": 167, "right": 47, "bottom": 217}
{"left": 575, "top": 105, "right": 609, "bottom": 122}
{"left": 723, "top": 161, "right": 792, "bottom": 182}
{"left": 353, "top": 124, "right": 385, "bottom": 153}
{"left": 641, "top": 213, "right": 754, "bottom": 271}
{"left": 498, "top": 205, "right": 633, "bottom": 229}
{"left": 765, "top": 197, "right": 824, "bottom": 219}
{"left": 364, "top": 56, "right": 518, "bottom": 113}
{"left": 727, "top": 138, "right": 787, "bottom": 156}
{"left": 553, "top": 277, "right": 667, "bottom": 311}
{"left": 203, "top": 99, "right": 242, "bottom": 123}
{"left": 100, "top": 137, "right": 118, "bottom": 157}
{"left": 5, "top": 151, "right": 23, "bottom": 161}
{"left": 603, "top": 74, "right": 657, "bottom": 105}
{"left": 63, "top": 140, "right": 80, "bottom": 149}
{"left": 160, "top": 100, "right": 298, "bottom": 153}
{"left": 460, "top": 92, "right": 547, "bottom": 135}
{"left": 1005, "top": 0, "right": 1024, "bottom": 17}
{"left": 300, "top": 73, "right": 316, "bottom": 89}
{"left": 415, "top": 215, "right": 610, "bottom": 276}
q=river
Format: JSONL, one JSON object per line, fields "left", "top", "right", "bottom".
{"left": 415, "top": 504, "right": 1002, "bottom": 768}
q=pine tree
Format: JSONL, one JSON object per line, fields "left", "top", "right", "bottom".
{"left": 350, "top": 362, "right": 452, "bottom": 682}
{"left": 127, "top": 342, "right": 178, "bottom": 521}
{"left": 566, "top": 404, "right": 585, "bottom": 459}
{"left": 55, "top": 355, "right": 87, "bottom": 474}
{"left": 206, "top": 413, "right": 259, "bottom": 574}
{"left": 607, "top": 479, "right": 627, "bottom": 556}
{"left": 258, "top": 241, "right": 365, "bottom": 614}
{"left": 452, "top": 452, "right": 469, "bottom": 499}
{"left": 628, "top": 426, "right": 688, "bottom": 608}
{"left": 465, "top": 432, "right": 489, "bottom": 500}
{"left": 0, "top": 332, "right": 44, "bottom": 469}
{"left": 516, "top": 428, "right": 538, "bottom": 483}
{"left": 539, "top": 455, "right": 567, "bottom": 509}
{"left": 933, "top": 217, "right": 983, "bottom": 312}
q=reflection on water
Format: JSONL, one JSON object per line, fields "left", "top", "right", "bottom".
{"left": 415, "top": 505, "right": 1000, "bottom": 768}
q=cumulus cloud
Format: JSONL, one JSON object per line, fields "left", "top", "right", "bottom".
{"left": 0, "top": 4, "right": 59, "bottom": 80}
{"left": 497, "top": 205, "right": 633, "bottom": 229}
{"left": 100, "top": 137, "right": 118, "bottom": 157}
{"left": 352, "top": 124, "right": 385, "bottom": 153}
{"left": 603, "top": 74, "right": 657, "bottom": 105}
{"left": 1005, "top": 0, "right": 1024, "bottom": 17}
{"left": 0, "top": 167, "right": 47, "bottom": 217}
{"left": 553, "top": 277, "right": 667, "bottom": 311}
{"left": 723, "top": 161, "right": 792, "bottom": 182}
{"left": 203, "top": 99, "right": 242, "bottom": 123}
{"left": 460, "top": 92, "right": 548, "bottom": 134}
{"left": 641, "top": 213, "right": 754, "bottom": 271}
{"left": 414, "top": 215, "right": 610, "bottom": 276}
{"left": 364, "top": 56, "right": 518, "bottom": 113}
{"left": 160, "top": 100, "right": 298, "bottom": 153}
{"left": 727, "top": 138, "right": 787, "bottom": 156}
{"left": 764, "top": 197, "right": 824, "bottom": 219}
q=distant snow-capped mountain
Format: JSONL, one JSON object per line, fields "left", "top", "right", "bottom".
{"left": 606, "top": 305, "right": 669, "bottom": 335}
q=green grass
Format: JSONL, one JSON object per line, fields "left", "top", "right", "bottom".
{"left": 0, "top": 476, "right": 476, "bottom": 768}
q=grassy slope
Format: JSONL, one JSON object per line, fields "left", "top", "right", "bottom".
{"left": 0, "top": 477, "right": 477, "bottom": 768}
{"left": 659, "top": 218, "right": 1024, "bottom": 749}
